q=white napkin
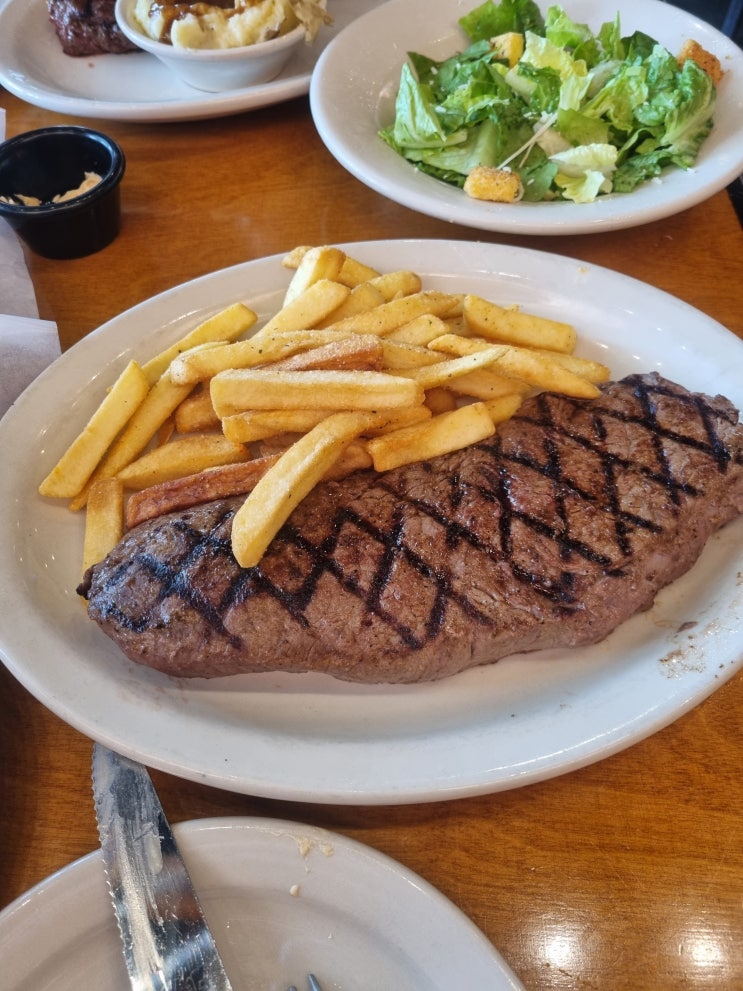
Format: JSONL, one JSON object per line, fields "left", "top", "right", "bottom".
{"left": 0, "top": 109, "right": 63, "bottom": 419}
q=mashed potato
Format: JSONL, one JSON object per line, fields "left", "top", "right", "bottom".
{"left": 134, "top": 0, "right": 328, "bottom": 50}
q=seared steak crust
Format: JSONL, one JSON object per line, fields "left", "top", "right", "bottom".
{"left": 47, "top": 0, "right": 138, "bottom": 56}
{"left": 79, "top": 374, "right": 743, "bottom": 683}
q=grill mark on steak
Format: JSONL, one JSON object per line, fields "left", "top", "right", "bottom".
{"left": 79, "top": 373, "right": 743, "bottom": 682}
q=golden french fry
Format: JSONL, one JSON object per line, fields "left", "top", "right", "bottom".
{"left": 323, "top": 439, "right": 373, "bottom": 479}
{"left": 336, "top": 255, "right": 382, "bottom": 286}
{"left": 283, "top": 245, "right": 347, "bottom": 305}
{"left": 125, "top": 454, "right": 281, "bottom": 529}
{"left": 322, "top": 291, "right": 462, "bottom": 337}
{"left": 174, "top": 387, "right": 221, "bottom": 433}
{"left": 39, "top": 360, "right": 150, "bottom": 500}
{"left": 489, "top": 348, "right": 600, "bottom": 397}
{"left": 395, "top": 349, "right": 513, "bottom": 391}
{"left": 254, "top": 279, "right": 351, "bottom": 339}
{"left": 380, "top": 339, "right": 447, "bottom": 369}
{"left": 141, "top": 303, "right": 258, "bottom": 385}
{"left": 210, "top": 368, "right": 424, "bottom": 417}
{"left": 69, "top": 368, "right": 196, "bottom": 510}
{"left": 447, "top": 368, "right": 531, "bottom": 400}
{"left": 429, "top": 334, "right": 599, "bottom": 398}
{"left": 529, "top": 348, "right": 611, "bottom": 383}
{"left": 231, "top": 410, "right": 383, "bottom": 567}
{"left": 116, "top": 434, "right": 250, "bottom": 489}
{"left": 315, "top": 282, "right": 387, "bottom": 325}
{"left": 268, "top": 335, "right": 383, "bottom": 371}
{"left": 222, "top": 408, "right": 335, "bottom": 443}
{"left": 359, "top": 405, "right": 432, "bottom": 435}
{"left": 463, "top": 294, "right": 577, "bottom": 353}
{"left": 482, "top": 393, "right": 525, "bottom": 423}
{"left": 172, "top": 328, "right": 374, "bottom": 384}
{"left": 366, "top": 402, "right": 496, "bottom": 472}
{"left": 386, "top": 314, "right": 451, "bottom": 346}
{"left": 81, "top": 477, "right": 124, "bottom": 575}
{"left": 367, "top": 270, "right": 423, "bottom": 300}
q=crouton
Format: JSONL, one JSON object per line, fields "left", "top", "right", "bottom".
{"left": 490, "top": 31, "right": 524, "bottom": 67}
{"left": 463, "top": 166, "right": 524, "bottom": 203}
{"left": 678, "top": 39, "right": 724, "bottom": 85}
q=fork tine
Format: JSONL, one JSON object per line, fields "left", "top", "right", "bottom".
{"left": 307, "top": 978, "right": 322, "bottom": 991}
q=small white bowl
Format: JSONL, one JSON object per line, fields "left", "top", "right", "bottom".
{"left": 114, "top": 0, "right": 305, "bottom": 92}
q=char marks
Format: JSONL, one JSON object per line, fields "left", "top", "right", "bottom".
{"left": 80, "top": 373, "right": 743, "bottom": 682}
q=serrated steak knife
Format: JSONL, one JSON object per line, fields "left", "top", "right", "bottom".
{"left": 91, "top": 743, "right": 234, "bottom": 991}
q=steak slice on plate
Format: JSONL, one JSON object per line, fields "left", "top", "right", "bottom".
{"left": 78, "top": 373, "right": 743, "bottom": 683}
{"left": 47, "top": 0, "right": 138, "bottom": 56}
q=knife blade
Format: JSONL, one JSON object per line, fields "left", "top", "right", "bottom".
{"left": 91, "top": 743, "right": 234, "bottom": 991}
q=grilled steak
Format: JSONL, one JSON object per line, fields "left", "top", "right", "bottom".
{"left": 78, "top": 373, "right": 743, "bottom": 683}
{"left": 47, "top": 0, "right": 138, "bottom": 56}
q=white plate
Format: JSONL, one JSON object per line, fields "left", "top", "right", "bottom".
{"left": 0, "top": 816, "right": 524, "bottom": 990}
{"left": 0, "top": 0, "right": 373, "bottom": 122}
{"left": 309, "top": 0, "right": 743, "bottom": 234}
{"left": 0, "top": 239, "right": 742, "bottom": 804}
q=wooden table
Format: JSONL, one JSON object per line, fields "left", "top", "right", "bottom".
{"left": 1, "top": 88, "right": 742, "bottom": 991}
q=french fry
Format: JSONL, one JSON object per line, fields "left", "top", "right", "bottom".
{"left": 283, "top": 247, "right": 380, "bottom": 287}
{"left": 125, "top": 454, "right": 281, "bottom": 528}
{"left": 69, "top": 368, "right": 195, "bottom": 510}
{"left": 222, "top": 408, "right": 336, "bottom": 443}
{"left": 395, "top": 349, "right": 514, "bottom": 391}
{"left": 323, "top": 439, "right": 373, "bottom": 478}
{"left": 367, "top": 270, "right": 423, "bottom": 300}
{"left": 168, "top": 329, "right": 357, "bottom": 385}
{"left": 528, "top": 348, "right": 611, "bottom": 383}
{"left": 268, "top": 335, "right": 383, "bottom": 371}
{"left": 447, "top": 368, "right": 531, "bottom": 400}
{"left": 366, "top": 402, "right": 496, "bottom": 472}
{"left": 483, "top": 393, "right": 525, "bottom": 424}
{"left": 210, "top": 368, "right": 425, "bottom": 417}
{"left": 322, "top": 290, "right": 462, "bottom": 337}
{"left": 81, "top": 477, "right": 124, "bottom": 575}
{"left": 39, "top": 360, "right": 150, "bottom": 500}
{"left": 463, "top": 294, "right": 577, "bottom": 353}
{"left": 358, "top": 405, "right": 432, "bottom": 435}
{"left": 336, "top": 255, "right": 381, "bottom": 286}
{"left": 231, "top": 410, "right": 383, "bottom": 567}
{"left": 174, "top": 387, "right": 221, "bottom": 433}
{"left": 283, "top": 245, "right": 347, "bottom": 305}
{"left": 380, "top": 340, "right": 447, "bottom": 369}
{"left": 116, "top": 434, "right": 250, "bottom": 489}
{"left": 315, "top": 282, "right": 387, "bottom": 325}
{"left": 253, "top": 279, "right": 350, "bottom": 339}
{"left": 429, "top": 334, "right": 599, "bottom": 398}
{"left": 141, "top": 302, "right": 258, "bottom": 385}
{"left": 386, "top": 313, "right": 451, "bottom": 346}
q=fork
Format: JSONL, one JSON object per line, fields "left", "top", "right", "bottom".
{"left": 287, "top": 976, "right": 323, "bottom": 991}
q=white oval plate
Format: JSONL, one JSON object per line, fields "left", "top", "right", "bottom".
{"left": 0, "top": 0, "right": 373, "bottom": 122}
{"left": 0, "top": 816, "right": 524, "bottom": 990}
{"left": 0, "top": 239, "right": 742, "bottom": 804}
{"left": 310, "top": 0, "right": 743, "bottom": 235}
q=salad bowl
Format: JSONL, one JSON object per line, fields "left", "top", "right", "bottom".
{"left": 310, "top": 0, "right": 743, "bottom": 234}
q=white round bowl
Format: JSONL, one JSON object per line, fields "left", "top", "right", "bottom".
{"left": 114, "top": 0, "right": 305, "bottom": 92}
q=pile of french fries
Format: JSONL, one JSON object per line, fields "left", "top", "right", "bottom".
{"left": 38, "top": 244, "right": 611, "bottom": 574}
